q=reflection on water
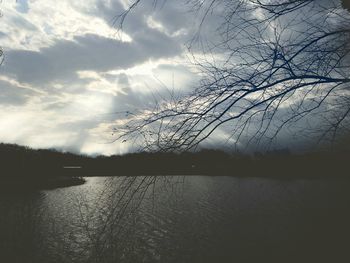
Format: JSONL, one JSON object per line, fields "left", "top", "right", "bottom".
{"left": 1, "top": 176, "right": 350, "bottom": 262}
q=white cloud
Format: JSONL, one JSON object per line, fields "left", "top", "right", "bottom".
{"left": 0, "top": 0, "right": 199, "bottom": 155}
{"left": 3, "top": 0, "right": 336, "bottom": 154}
{"left": 1, "top": 0, "right": 131, "bottom": 51}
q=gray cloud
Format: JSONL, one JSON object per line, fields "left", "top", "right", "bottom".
{"left": 0, "top": 80, "right": 35, "bottom": 105}
{"left": 0, "top": 0, "right": 213, "bottom": 154}
{"left": 4, "top": 29, "right": 182, "bottom": 85}
{"left": 10, "top": 15, "right": 37, "bottom": 31}
{"left": 5, "top": 0, "right": 334, "bottom": 155}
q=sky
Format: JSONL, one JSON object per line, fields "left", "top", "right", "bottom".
{"left": 0, "top": 0, "right": 213, "bottom": 155}
{"left": 0, "top": 0, "right": 349, "bottom": 155}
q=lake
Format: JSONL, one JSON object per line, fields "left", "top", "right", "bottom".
{"left": 0, "top": 176, "right": 349, "bottom": 263}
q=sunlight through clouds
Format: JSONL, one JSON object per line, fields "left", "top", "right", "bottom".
{"left": 0, "top": 0, "right": 196, "bottom": 155}
{"left": 0, "top": 0, "right": 349, "bottom": 154}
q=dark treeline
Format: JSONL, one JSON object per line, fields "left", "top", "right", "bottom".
{"left": 0, "top": 143, "right": 349, "bottom": 188}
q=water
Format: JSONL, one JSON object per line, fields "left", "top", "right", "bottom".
{"left": 0, "top": 176, "right": 349, "bottom": 263}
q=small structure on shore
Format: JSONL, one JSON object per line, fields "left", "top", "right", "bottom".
{"left": 63, "top": 166, "right": 83, "bottom": 176}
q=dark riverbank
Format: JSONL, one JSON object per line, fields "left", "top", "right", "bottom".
{"left": 1, "top": 143, "right": 349, "bottom": 190}
{"left": 0, "top": 176, "right": 86, "bottom": 191}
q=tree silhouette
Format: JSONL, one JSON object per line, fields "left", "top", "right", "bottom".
{"left": 113, "top": 0, "right": 350, "bottom": 151}
{"left": 343, "top": 0, "right": 350, "bottom": 11}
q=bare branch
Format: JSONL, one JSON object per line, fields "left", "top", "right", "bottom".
{"left": 113, "top": 0, "right": 350, "bottom": 152}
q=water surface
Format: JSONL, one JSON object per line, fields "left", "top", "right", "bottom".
{"left": 1, "top": 176, "right": 349, "bottom": 262}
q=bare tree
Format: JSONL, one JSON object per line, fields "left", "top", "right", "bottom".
{"left": 113, "top": 0, "right": 350, "bottom": 152}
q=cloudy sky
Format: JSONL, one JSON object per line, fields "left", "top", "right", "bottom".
{"left": 1, "top": 0, "right": 349, "bottom": 155}
{"left": 0, "top": 0, "right": 214, "bottom": 155}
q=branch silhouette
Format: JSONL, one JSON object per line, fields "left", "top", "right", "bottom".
{"left": 112, "top": 0, "right": 350, "bottom": 151}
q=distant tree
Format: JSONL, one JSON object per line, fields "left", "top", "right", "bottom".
{"left": 342, "top": 0, "right": 350, "bottom": 11}
{"left": 114, "top": 0, "right": 350, "bottom": 152}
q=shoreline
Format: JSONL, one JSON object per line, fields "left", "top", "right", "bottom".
{"left": 0, "top": 176, "right": 86, "bottom": 191}
{"left": 1, "top": 172, "right": 349, "bottom": 192}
